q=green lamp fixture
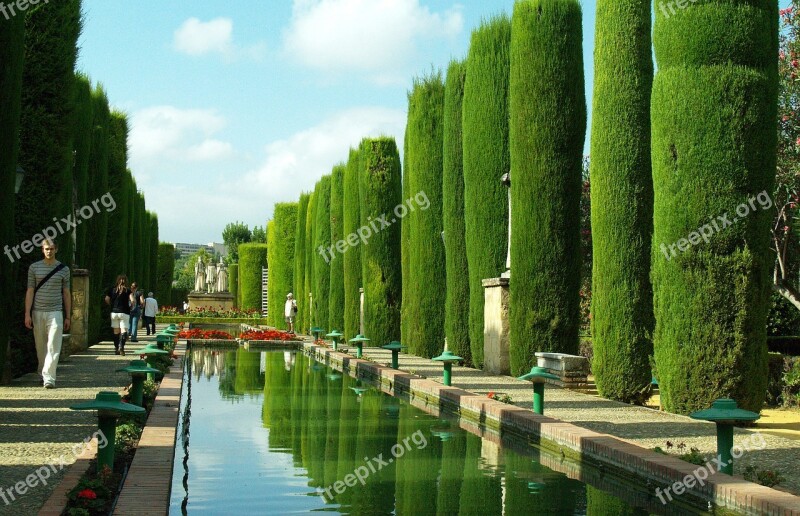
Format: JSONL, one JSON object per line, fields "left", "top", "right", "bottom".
{"left": 517, "top": 366, "right": 560, "bottom": 415}
{"left": 326, "top": 330, "right": 343, "bottom": 351}
{"left": 134, "top": 343, "right": 170, "bottom": 381}
{"left": 381, "top": 341, "right": 405, "bottom": 369}
{"left": 349, "top": 334, "right": 370, "bottom": 359}
{"left": 116, "top": 359, "right": 159, "bottom": 407}
{"left": 690, "top": 398, "right": 760, "bottom": 475}
{"left": 432, "top": 349, "right": 463, "bottom": 387}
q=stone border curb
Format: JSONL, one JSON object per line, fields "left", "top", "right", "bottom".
{"left": 36, "top": 438, "right": 98, "bottom": 516}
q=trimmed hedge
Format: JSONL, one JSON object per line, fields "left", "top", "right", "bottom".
{"left": 147, "top": 212, "right": 159, "bottom": 297}
{"left": 228, "top": 263, "right": 239, "bottom": 308}
{"left": 267, "top": 202, "right": 298, "bottom": 328}
{"left": 72, "top": 74, "right": 93, "bottom": 268}
{"left": 294, "top": 193, "right": 310, "bottom": 331}
{"left": 102, "top": 112, "right": 130, "bottom": 293}
{"left": 462, "top": 15, "right": 511, "bottom": 367}
{"left": 359, "top": 137, "right": 403, "bottom": 349}
{"left": 0, "top": 11, "right": 25, "bottom": 379}
{"left": 155, "top": 243, "right": 175, "bottom": 308}
{"left": 304, "top": 192, "right": 316, "bottom": 333}
{"left": 328, "top": 165, "right": 346, "bottom": 332}
{"left": 589, "top": 0, "right": 654, "bottom": 403}
{"left": 443, "top": 59, "right": 471, "bottom": 364}
{"left": 401, "top": 127, "right": 411, "bottom": 346}
{"left": 403, "top": 74, "right": 446, "bottom": 358}
{"left": 343, "top": 149, "right": 362, "bottom": 340}
{"left": 651, "top": 0, "right": 777, "bottom": 413}
{"left": 238, "top": 243, "right": 268, "bottom": 312}
{"left": 509, "top": 0, "right": 586, "bottom": 374}
{"left": 313, "top": 176, "right": 332, "bottom": 330}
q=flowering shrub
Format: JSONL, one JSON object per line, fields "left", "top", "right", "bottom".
{"left": 159, "top": 305, "right": 262, "bottom": 319}
{"left": 487, "top": 391, "right": 513, "bottom": 404}
{"left": 177, "top": 329, "right": 234, "bottom": 340}
{"left": 239, "top": 329, "right": 298, "bottom": 341}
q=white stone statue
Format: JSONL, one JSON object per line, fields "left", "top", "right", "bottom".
{"left": 206, "top": 260, "right": 217, "bottom": 294}
{"left": 217, "top": 259, "right": 228, "bottom": 292}
{"left": 501, "top": 170, "right": 511, "bottom": 278}
{"left": 194, "top": 257, "right": 206, "bottom": 292}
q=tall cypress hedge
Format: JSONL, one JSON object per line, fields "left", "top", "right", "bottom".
{"left": 651, "top": 0, "right": 777, "bottom": 413}
{"left": 328, "top": 165, "right": 346, "bottom": 332}
{"left": 239, "top": 243, "right": 269, "bottom": 312}
{"left": 401, "top": 128, "right": 411, "bottom": 346}
{"left": 294, "top": 193, "right": 310, "bottom": 331}
{"left": 590, "top": 0, "right": 654, "bottom": 403}
{"left": 268, "top": 203, "right": 298, "bottom": 327}
{"left": 509, "top": 0, "right": 586, "bottom": 374}
{"left": 462, "top": 15, "right": 511, "bottom": 367}
{"left": 443, "top": 59, "right": 471, "bottom": 363}
{"left": 343, "top": 149, "right": 362, "bottom": 340}
{"left": 72, "top": 74, "right": 93, "bottom": 268}
{"left": 155, "top": 243, "right": 174, "bottom": 308}
{"left": 147, "top": 212, "right": 158, "bottom": 296}
{"left": 102, "top": 112, "right": 130, "bottom": 292}
{"left": 304, "top": 192, "right": 316, "bottom": 332}
{"left": 0, "top": 11, "right": 25, "bottom": 380}
{"left": 403, "top": 74, "right": 446, "bottom": 358}
{"left": 359, "top": 137, "right": 403, "bottom": 348}
{"left": 228, "top": 263, "right": 239, "bottom": 308}
{"left": 313, "top": 177, "right": 331, "bottom": 329}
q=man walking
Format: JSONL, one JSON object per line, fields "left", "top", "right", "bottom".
{"left": 143, "top": 292, "right": 158, "bottom": 336}
{"left": 24, "top": 239, "right": 71, "bottom": 389}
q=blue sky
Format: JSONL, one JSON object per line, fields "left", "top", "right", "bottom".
{"left": 76, "top": 0, "right": 785, "bottom": 245}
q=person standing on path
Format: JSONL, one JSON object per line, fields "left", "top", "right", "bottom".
{"left": 105, "top": 275, "right": 134, "bottom": 355}
{"left": 24, "top": 239, "right": 71, "bottom": 389}
{"left": 128, "top": 282, "right": 144, "bottom": 342}
{"left": 143, "top": 292, "right": 158, "bottom": 335}
{"left": 284, "top": 293, "right": 297, "bottom": 333}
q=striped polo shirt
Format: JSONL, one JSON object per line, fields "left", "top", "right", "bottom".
{"left": 27, "top": 260, "right": 71, "bottom": 312}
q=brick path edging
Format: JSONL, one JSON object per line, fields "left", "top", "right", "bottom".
{"left": 36, "top": 439, "right": 98, "bottom": 516}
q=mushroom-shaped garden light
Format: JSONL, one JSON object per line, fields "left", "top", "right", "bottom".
{"left": 381, "top": 341, "right": 405, "bottom": 369}
{"left": 311, "top": 327, "right": 325, "bottom": 342}
{"left": 134, "top": 343, "right": 170, "bottom": 382}
{"left": 432, "top": 350, "right": 463, "bottom": 386}
{"left": 690, "top": 398, "right": 760, "bottom": 475}
{"left": 116, "top": 359, "right": 159, "bottom": 407}
{"left": 517, "top": 367, "right": 560, "bottom": 415}
{"left": 349, "top": 334, "right": 370, "bottom": 359}
{"left": 326, "top": 330, "right": 343, "bottom": 351}
{"left": 70, "top": 391, "right": 145, "bottom": 472}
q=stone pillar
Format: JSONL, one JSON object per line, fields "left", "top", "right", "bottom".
{"left": 482, "top": 277, "right": 510, "bottom": 375}
{"left": 68, "top": 269, "right": 90, "bottom": 355}
{"left": 359, "top": 287, "right": 365, "bottom": 335}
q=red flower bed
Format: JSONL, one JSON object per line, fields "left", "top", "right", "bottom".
{"left": 177, "top": 329, "right": 233, "bottom": 340}
{"left": 239, "top": 329, "right": 298, "bottom": 341}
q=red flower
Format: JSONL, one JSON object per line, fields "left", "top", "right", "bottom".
{"left": 487, "top": 391, "right": 495, "bottom": 399}
{"left": 77, "top": 489, "right": 97, "bottom": 499}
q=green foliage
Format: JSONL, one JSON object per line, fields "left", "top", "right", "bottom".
{"left": 304, "top": 193, "right": 316, "bottom": 333}
{"left": 463, "top": 15, "right": 511, "bottom": 367}
{"left": 359, "top": 137, "right": 403, "bottom": 348}
{"left": 102, "top": 112, "right": 130, "bottom": 293}
{"left": 651, "top": 0, "right": 777, "bottom": 413}
{"left": 251, "top": 225, "right": 267, "bottom": 244}
{"left": 404, "top": 73, "right": 446, "bottom": 358}
{"left": 222, "top": 221, "right": 252, "bottom": 263}
{"left": 155, "top": 243, "right": 175, "bottom": 307}
{"left": 238, "top": 243, "right": 268, "bottom": 311}
{"left": 267, "top": 203, "right": 298, "bottom": 327}
{"left": 294, "top": 193, "right": 310, "bottom": 331}
{"left": 767, "top": 291, "right": 800, "bottom": 336}
{"left": 313, "top": 176, "right": 332, "bottom": 329}
{"left": 401, "top": 127, "right": 410, "bottom": 347}
{"left": 328, "top": 165, "right": 346, "bottom": 332}
{"left": 443, "top": 59, "right": 471, "bottom": 363}
{"left": 509, "top": 0, "right": 586, "bottom": 374}
{"left": 343, "top": 149, "right": 362, "bottom": 341}
{"left": 0, "top": 11, "right": 25, "bottom": 377}
{"left": 72, "top": 74, "right": 94, "bottom": 267}
{"left": 228, "top": 263, "right": 239, "bottom": 308}
{"left": 590, "top": 0, "right": 654, "bottom": 403}
{"left": 743, "top": 465, "right": 785, "bottom": 487}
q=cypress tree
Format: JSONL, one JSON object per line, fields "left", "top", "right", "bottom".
{"left": 102, "top": 112, "right": 130, "bottom": 292}
{"left": 147, "top": 213, "right": 159, "bottom": 296}
{"left": 304, "top": 192, "right": 316, "bottom": 332}
{"left": 228, "top": 263, "right": 238, "bottom": 308}
{"left": 509, "top": 0, "right": 586, "bottom": 374}
{"left": 443, "top": 59, "right": 471, "bottom": 363}
{"left": 328, "top": 165, "right": 346, "bottom": 332}
{"left": 343, "top": 149, "right": 362, "bottom": 340}
{"left": 72, "top": 74, "right": 93, "bottom": 268}
{"left": 155, "top": 243, "right": 174, "bottom": 308}
{"left": 651, "top": 0, "right": 777, "bottom": 413}
{"left": 267, "top": 203, "right": 298, "bottom": 328}
{"left": 404, "top": 74, "right": 446, "bottom": 358}
{"left": 590, "top": 0, "right": 654, "bottom": 403}
{"left": 294, "top": 193, "right": 310, "bottom": 331}
{"left": 401, "top": 127, "right": 411, "bottom": 346}
{"left": 462, "top": 16, "right": 511, "bottom": 367}
{"left": 359, "top": 137, "right": 403, "bottom": 348}
{"left": 0, "top": 11, "right": 25, "bottom": 379}
{"left": 239, "top": 243, "right": 269, "bottom": 312}
{"left": 313, "top": 177, "right": 332, "bottom": 329}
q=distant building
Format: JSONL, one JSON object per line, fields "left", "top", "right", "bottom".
{"left": 173, "top": 242, "right": 228, "bottom": 260}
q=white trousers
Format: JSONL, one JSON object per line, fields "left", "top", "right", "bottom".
{"left": 33, "top": 311, "right": 63, "bottom": 385}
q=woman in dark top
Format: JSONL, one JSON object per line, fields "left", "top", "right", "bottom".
{"left": 104, "top": 274, "right": 134, "bottom": 355}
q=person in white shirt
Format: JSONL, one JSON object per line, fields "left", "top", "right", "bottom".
{"left": 143, "top": 292, "right": 159, "bottom": 336}
{"left": 284, "top": 293, "right": 297, "bottom": 333}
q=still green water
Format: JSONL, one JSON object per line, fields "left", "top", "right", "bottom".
{"left": 169, "top": 348, "right": 688, "bottom": 515}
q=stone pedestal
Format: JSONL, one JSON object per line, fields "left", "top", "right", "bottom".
{"left": 535, "top": 352, "right": 590, "bottom": 390}
{"left": 482, "top": 277, "right": 510, "bottom": 375}
{"left": 188, "top": 291, "right": 235, "bottom": 311}
{"left": 66, "top": 269, "right": 90, "bottom": 355}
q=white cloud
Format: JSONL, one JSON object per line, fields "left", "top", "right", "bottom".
{"left": 129, "top": 106, "right": 233, "bottom": 163}
{"left": 173, "top": 17, "right": 266, "bottom": 60}
{"left": 283, "top": 0, "right": 463, "bottom": 78}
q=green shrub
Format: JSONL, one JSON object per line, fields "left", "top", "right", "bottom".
{"left": 72, "top": 74, "right": 94, "bottom": 268}
{"left": 651, "top": 0, "right": 777, "bottom": 413}
{"left": 147, "top": 213, "right": 159, "bottom": 301}
{"left": 509, "top": 0, "right": 586, "bottom": 374}
{"left": 463, "top": 15, "right": 511, "bottom": 367}
{"left": 328, "top": 166, "right": 346, "bottom": 332}
{"left": 304, "top": 192, "right": 316, "bottom": 333}
{"left": 589, "top": 0, "right": 654, "bottom": 403}
{"left": 102, "top": 112, "right": 130, "bottom": 296}
{"left": 228, "top": 263, "right": 239, "bottom": 308}
{"left": 313, "top": 176, "right": 332, "bottom": 329}
{"left": 294, "top": 193, "right": 310, "bottom": 331}
{"left": 343, "top": 150, "right": 362, "bottom": 340}
{"left": 155, "top": 243, "right": 175, "bottom": 308}
{"left": 238, "top": 243, "right": 268, "bottom": 311}
{"left": 267, "top": 203, "right": 298, "bottom": 327}
{"left": 767, "top": 291, "right": 800, "bottom": 336}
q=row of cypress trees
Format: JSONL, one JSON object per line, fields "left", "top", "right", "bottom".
{"left": 0, "top": 0, "right": 165, "bottom": 378}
